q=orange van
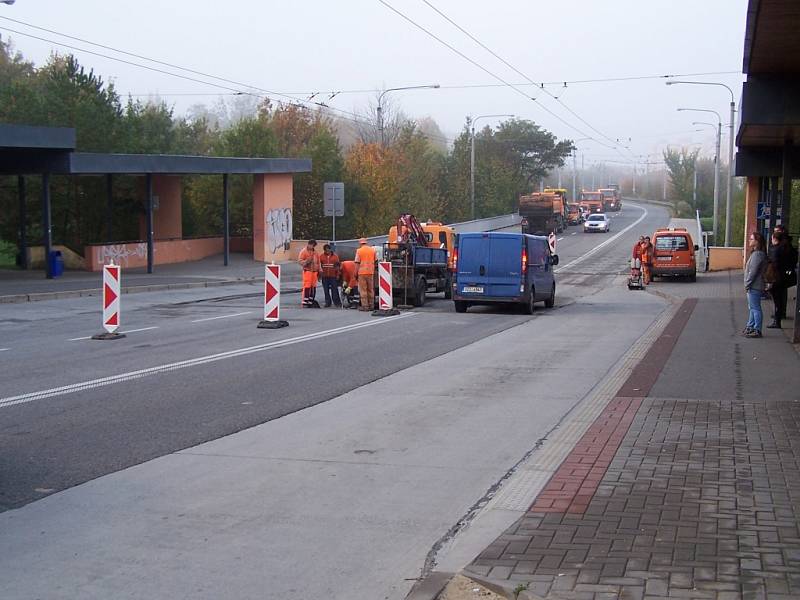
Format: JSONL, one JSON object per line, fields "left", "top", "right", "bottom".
{"left": 650, "top": 227, "right": 698, "bottom": 282}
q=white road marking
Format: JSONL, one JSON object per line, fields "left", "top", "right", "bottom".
{"left": 571, "top": 232, "right": 577, "bottom": 235}
{"left": 0, "top": 348, "right": 9, "bottom": 352}
{"left": 119, "top": 326, "right": 159, "bottom": 334}
{"left": 1, "top": 314, "right": 415, "bottom": 410}
{"left": 557, "top": 237, "right": 564, "bottom": 241}
{"left": 68, "top": 326, "right": 158, "bottom": 341}
{"left": 556, "top": 203, "right": 649, "bottom": 273}
{"left": 191, "top": 312, "right": 253, "bottom": 323}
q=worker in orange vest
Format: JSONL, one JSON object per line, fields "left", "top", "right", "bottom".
{"left": 354, "top": 238, "right": 376, "bottom": 311}
{"left": 298, "top": 239, "right": 321, "bottom": 307}
{"left": 640, "top": 236, "right": 653, "bottom": 285}
{"left": 340, "top": 259, "right": 359, "bottom": 308}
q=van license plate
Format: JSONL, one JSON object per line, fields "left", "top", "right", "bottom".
{"left": 657, "top": 256, "right": 672, "bottom": 261}
{"left": 463, "top": 286, "right": 484, "bottom": 293}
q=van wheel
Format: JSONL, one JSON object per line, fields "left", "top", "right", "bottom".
{"left": 454, "top": 301, "right": 468, "bottom": 313}
{"left": 522, "top": 287, "right": 536, "bottom": 315}
{"left": 413, "top": 275, "right": 427, "bottom": 307}
{"left": 688, "top": 271, "right": 697, "bottom": 282}
{"left": 545, "top": 284, "right": 555, "bottom": 308}
{"left": 444, "top": 273, "right": 452, "bottom": 299}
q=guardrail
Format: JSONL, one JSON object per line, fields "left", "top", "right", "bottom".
{"left": 334, "top": 213, "right": 523, "bottom": 249}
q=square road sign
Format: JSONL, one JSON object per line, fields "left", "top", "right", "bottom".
{"left": 323, "top": 182, "right": 345, "bottom": 217}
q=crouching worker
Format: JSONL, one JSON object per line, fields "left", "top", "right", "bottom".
{"left": 340, "top": 259, "right": 359, "bottom": 308}
{"left": 298, "top": 239, "right": 321, "bottom": 307}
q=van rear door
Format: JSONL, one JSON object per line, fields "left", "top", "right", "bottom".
{"left": 487, "top": 235, "right": 523, "bottom": 297}
{"left": 456, "top": 234, "right": 490, "bottom": 296}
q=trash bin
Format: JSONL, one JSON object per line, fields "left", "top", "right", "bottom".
{"left": 49, "top": 250, "right": 64, "bottom": 277}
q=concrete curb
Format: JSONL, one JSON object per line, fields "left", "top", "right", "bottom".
{"left": 0, "top": 276, "right": 304, "bottom": 304}
{"left": 405, "top": 571, "right": 455, "bottom": 600}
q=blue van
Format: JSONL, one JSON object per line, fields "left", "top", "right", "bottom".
{"left": 452, "top": 232, "right": 558, "bottom": 314}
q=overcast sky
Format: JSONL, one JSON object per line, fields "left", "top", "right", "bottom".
{"left": 0, "top": 0, "right": 748, "bottom": 167}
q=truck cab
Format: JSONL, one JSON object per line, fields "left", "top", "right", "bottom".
{"left": 452, "top": 232, "right": 558, "bottom": 314}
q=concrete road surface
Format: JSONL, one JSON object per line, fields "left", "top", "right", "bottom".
{"left": 0, "top": 202, "right": 670, "bottom": 599}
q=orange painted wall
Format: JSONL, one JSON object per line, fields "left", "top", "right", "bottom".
{"left": 253, "top": 173, "right": 294, "bottom": 262}
{"left": 708, "top": 246, "right": 745, "bottom": 271}
{"left": 85, "top": 238, "right": 223, "bottom": 271}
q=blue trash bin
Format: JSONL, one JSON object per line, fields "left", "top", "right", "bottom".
{"left": 49, "top": 250, "right": 64, "bottom": 277}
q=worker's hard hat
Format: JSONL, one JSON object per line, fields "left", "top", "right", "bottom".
{"left": 359, "top": 238, "right": 368, "bottom": 244}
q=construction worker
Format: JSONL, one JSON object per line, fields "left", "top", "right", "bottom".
{"left": 640, "top": 236, "right": 653, "bottom": 285}
{"left": 298, "top": 239, "right": 321, "bottom": 307}
{"left": 319, "top": 244, "right": 342, "bottom": 307}
{"left": 340, "top": 259, "right": 358, "bottom": 307}
{"left": 354, "top": 237, "right": 376, "bottom": 311}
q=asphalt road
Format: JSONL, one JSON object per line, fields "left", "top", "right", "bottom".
{"left": 0, "top": 201, "right": 673, "bottom": 600}
{"left": 0, "top": 202, "right": 666, "bottom": 511}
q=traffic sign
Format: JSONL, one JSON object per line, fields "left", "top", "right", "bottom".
{"left": 102, "top": 263, "right": 121, "bottom": 333}
{"left": 323, "top": 182, "right": 345, "bottom": 217}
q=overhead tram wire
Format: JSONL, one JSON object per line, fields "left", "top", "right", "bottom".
{"left": 376, "top": 0, "right": 619, "bottom": 152}
{"left": 418, "top": 0, "right": 624, "bottom": 154}
{"left": 0, "top": 20, "right": 454, "bottom": 146}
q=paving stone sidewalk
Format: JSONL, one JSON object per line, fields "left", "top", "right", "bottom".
{"left": 465, "top": 271, "right": 800, "bottom": 599}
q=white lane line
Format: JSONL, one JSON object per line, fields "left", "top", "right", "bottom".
{"left": 0, "top": 348, "right": 9, "bottom": 352}
{"left": 571, "top": 232, "right": 577, "bottom": 235}
{"left": 191, "top": 312, "right": 253, "bottom": 323}
{"left": 68, "top": 326, "right": 158, "bottom": 342}
{"left": 557, "top": 237, "right": 564, "bottom": 241}
{"left": 1, "top": 313, "right": 415, "bottom": 410}
{"left": 555, "top": 203, "right": 648, "bottom": 273}
{"left": 119, "top": 326, "right": 159, "bottom": 334}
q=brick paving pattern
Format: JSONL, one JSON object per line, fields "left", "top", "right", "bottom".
{"left": 466, "top": 291, "right": 800, "bottom": 599}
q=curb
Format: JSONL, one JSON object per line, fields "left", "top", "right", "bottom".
{"left": 0, "top": 277, "right": 304, "bottom": 304}
{"left": 405, "top": 571, "right": 454, "bottom": 600}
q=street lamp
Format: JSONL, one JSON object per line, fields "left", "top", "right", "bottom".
{"left": 377, "top": 84, "right": 440, "bottom": 147}
{"left": 470, "top": 113, "right": 514, "bottom": 220}
{"left": 690, "top": 120, "right": 723, "bottom": 242}
{"left": 667, "top": 80, "right": 736, "bottom": 246}
{"left": 571, "top": 137, "right": 592, "bottom": 203}
{"left": 677, "top": 108, "right": 722, "bottom": 242}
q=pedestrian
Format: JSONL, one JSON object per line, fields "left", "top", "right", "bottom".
{"left": 743, "top": 231, "right": 768, "bottom": 338}
{"left": 354, "top": 237, "right": 376, "bottom": 311}
{"left": 319, "top": 244, "right": 342, "bottom": 308}
{"left": 767, "top": 228, "right": 799, "bottom": 328}
{"left": 632, "top": 236, "right": 644, "bottom": 266}
{"left": 640, "top": 236, "right": 653, "bottom": 285}
{"left": 298, "top": 239, "right": 321, "bottom": 308}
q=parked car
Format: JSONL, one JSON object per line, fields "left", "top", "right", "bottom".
{"left": 452, "top": 232, "right": 558, "bottom": 314}
{"left": 650, "top": 227, "right": 698, "bottom": 281}
{"left": 584, "top": 213, "right": 610, "bottom": 233}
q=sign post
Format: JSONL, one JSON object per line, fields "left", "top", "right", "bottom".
{"left": 92, "top": 262, "right": 126, "bottom": 340}
{"left": 258, "top": 263, "right": 289, "bottom": 329}
{"left": 323, "top": 182, "right": 345, "bottom": 247}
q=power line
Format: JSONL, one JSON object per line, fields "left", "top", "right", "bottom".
{"left": 0, "top": 19, "right": 456, "bottom": 145}
{"left": 376, "top": 0, "right": 619, "bottom": 151}
{"left": 418, "top": 0, "right": 625, "bottom": 154}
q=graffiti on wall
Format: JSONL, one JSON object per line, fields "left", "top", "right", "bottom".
{"left": 266, "top": 207, "right": 293, "bottom": 254}
{"left": 96, "top": 243, "right": 147, "bottom": 266}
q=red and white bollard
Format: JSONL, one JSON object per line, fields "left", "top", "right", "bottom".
{"left": 373, "top": 261, "right": 400, "bottom": 316}
{"left": 258, "top": 263, "right": 289, "bottom": 329}
{"left": 92, "top": 262, "right": 125, "bottom": 340}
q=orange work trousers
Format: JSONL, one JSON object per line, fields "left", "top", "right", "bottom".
{"left": 642, "top": 264, "right": 651, "bottom": 285}
{"left": 358, "top": 273, "right": 374, "bottom": 309}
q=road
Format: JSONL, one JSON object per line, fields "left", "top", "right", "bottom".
{"left": 0, "top": 201, "right": 671, "bottom": 599}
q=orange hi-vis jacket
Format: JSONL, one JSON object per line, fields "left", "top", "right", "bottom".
{"left": 355, "top": 245, "right": 376, "bottom": 276}
{"left": 340, "top": 261, "right": 358, "bottom": 288}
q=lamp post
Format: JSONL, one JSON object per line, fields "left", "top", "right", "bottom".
{"left": 377, "top": 84, "right": 440, "bottom": 147}
{"left": 470, "top": 113, "right": 514, "bottom": 220}
{"left": 691, "top": 120, "right": 722, "bottom": 243}
{"left": 667, "top": 81, "right": 736, "bottom": 246}
{"left": 678, "top": 108, "right": 723, "bottom": 242}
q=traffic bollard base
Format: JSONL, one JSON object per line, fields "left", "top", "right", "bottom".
{"left": 91, "top": 332, "right": 126, "bottom": 340}
{"left": 257, "top": 319, "right": 289, "bottom": 329}
{"left": 372, "top": 308, "right": 401, "bottom": 317}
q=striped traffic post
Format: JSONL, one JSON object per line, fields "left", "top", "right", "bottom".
{"left": 373, "top": 261, "right": 400, "bottom": 316}
{"left": 258, "top": 263, "right": 289, "bottom": 329}
{"left": 92, "top": 262, "right": 126, "bottom": 340}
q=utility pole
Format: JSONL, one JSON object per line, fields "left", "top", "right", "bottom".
{"left": 571, "top": 151, "right": 577, "bottom": 203}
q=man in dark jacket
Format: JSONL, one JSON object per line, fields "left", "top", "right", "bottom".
{"left": 768, "top": 227, "right": 798, "bottom": 328}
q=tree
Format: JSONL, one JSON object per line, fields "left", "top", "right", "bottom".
{"left": 663, "top": 147, "right": 700, "bottom": 217}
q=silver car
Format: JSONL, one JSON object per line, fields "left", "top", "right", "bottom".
{"left": 584, "top": 213, "right": 610, "bottom": 233}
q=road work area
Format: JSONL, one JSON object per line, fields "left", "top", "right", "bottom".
{"left": 0, "top": 203, "right": 695, "bottom": 600}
